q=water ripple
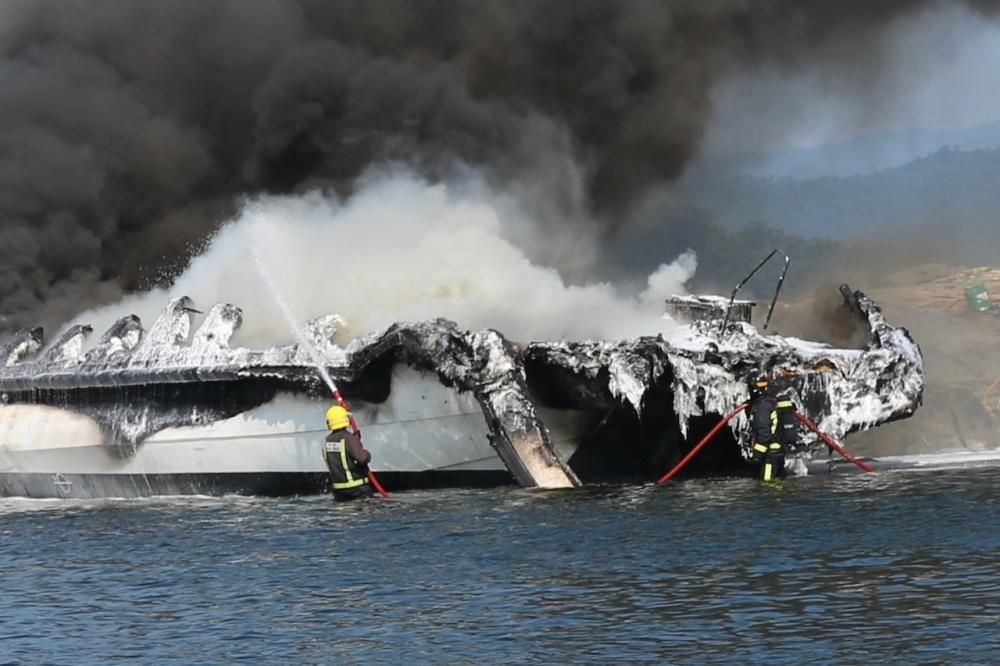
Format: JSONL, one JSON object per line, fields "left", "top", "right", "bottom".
{"left": 1, "top": 468, "right": 999, "bottom": 664}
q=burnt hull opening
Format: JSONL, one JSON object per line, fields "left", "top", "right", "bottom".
{"left": 556, "top": 373, "right": 753, "bottom": 483}
{"left": 566, "top": 406, "right": 660, "bottom": 483}
{"left": 669, "top": 413, "right": 752, "bottom": 479}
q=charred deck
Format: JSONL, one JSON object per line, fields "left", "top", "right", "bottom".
{"left": 0, "top": 286, "right": 923, "bottom": 496}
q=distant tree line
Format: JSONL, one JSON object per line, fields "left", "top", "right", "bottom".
{"left": 601, "top": 203, "right": 841, "bottom": 300}
{"left": 679, "top": 146, "right": 1000, "bottom": 265}
{"left": 597, "top": 146, "right": 999, "bottom": 298}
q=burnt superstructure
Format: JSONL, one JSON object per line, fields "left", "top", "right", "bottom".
{"left": 0, "top": 286, "right": 923, "bottom": 497}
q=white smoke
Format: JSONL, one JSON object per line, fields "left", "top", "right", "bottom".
{"left": 71, "top": 169, "right": 697, "bottom": 347}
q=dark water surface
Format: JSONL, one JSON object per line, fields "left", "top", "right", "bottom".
{"left": 2, "top": 463, "right": 999, "bottom": 665}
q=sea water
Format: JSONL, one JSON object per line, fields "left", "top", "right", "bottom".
{"left": 1, "top": 458, "right": 998, "bottom": 664}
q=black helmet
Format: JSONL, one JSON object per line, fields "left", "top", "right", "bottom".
{"left": 746, "top": 370, "right": 770, "bottom": 398}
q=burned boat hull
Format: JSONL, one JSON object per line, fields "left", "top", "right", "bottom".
{"left": 0, "top": 299, "right": 586, "bottom": 497}
{"left": 0, "top": 285, "right": 924, "bottom": 497}
{"left": 523, "top": 287, "right": 925, "bottom": 480}
{"left": 0, "top": 368, "right": 513, "bottom": 499}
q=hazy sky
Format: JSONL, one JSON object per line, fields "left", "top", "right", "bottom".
{"left": 703, "top": 4, "right": 1000, "bottom": 153}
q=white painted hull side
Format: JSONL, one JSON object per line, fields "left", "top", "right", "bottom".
{"left": 0, "top": 367, "right": 519, "bottom": 497}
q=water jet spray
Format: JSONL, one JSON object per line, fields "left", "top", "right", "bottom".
{"left": 249, "top": 217, "right": 390, "bottom": 498}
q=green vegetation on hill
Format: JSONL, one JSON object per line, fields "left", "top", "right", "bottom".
{"left": 680, "top": 147, "right": 1000, "bottom": 263}
{"left": 602, "top": 205, "right": 840, "bottom": 300}
{"left": 602, "top": 146, "right": 1000, "bottom": 296}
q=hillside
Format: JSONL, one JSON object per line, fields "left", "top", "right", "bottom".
{"left": 771, "top": 265, "right": 1000, "bottom": 457}
{"left": 705, "top": 120, "right": 1000, "bottom": 180}
{"left": 679, "top": 147, "right": 1000, "bottom": 262}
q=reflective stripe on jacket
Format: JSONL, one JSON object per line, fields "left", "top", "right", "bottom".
{"left": 750, "top": 395, "right": 780, "bottom": 447}
{"left": 774, "top": 397, "right": 800, "bottom": 447}
{"left": 324, "top": 429, "right": 371, "bottom": 491}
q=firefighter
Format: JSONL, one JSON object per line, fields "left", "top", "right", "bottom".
{"left": 323, "top": 405, "right": 373, "bottom": 500}
{"left": 746, "top": 371, "right": 786, "bottom": 481}
{"left": 774, "top": 393, "right": 800, "bottom": 453}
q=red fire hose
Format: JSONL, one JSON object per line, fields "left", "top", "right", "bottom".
{"left": 656, "top": 403, "right": 877, "bottom": 483}
{"left": 331, "top": 387, "right": 391, "bottom": 498}
{"left": 793, "top": 411, "right": 876, "bottom": 474}
{"left": 657, "top": 403, "right": 748, "bottom": 484}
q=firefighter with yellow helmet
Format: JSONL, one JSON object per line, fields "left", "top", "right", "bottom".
{"left": 323, "top": 405, "right": 373, "bottom": 500}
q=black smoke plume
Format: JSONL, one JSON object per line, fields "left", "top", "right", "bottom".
{"left": 0, "top": 0, "right": 994, "bottom": 331}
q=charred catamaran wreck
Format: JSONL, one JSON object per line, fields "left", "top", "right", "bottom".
{"left": 0, "top": 286, "right": 923, "bottom": 498}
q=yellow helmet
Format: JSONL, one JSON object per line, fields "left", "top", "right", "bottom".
{"left": 325, "top": 405, "right": 351, "bottom": 431}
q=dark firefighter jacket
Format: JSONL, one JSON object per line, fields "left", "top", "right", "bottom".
{"left": 324, "top": 428, "right": 372, "bottom": 491}
{"left": 750, "top": 395, "right": 779, "bottom": 447}
{"left": 774, "top": 395, "right": 799, "bottom": 449}
{"left": 749, "top": 395, "right": 787, "bottom": 481}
